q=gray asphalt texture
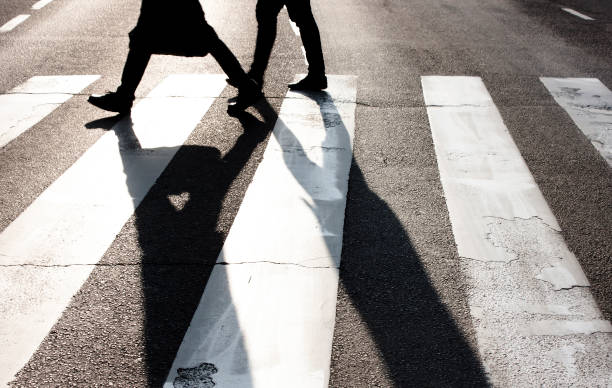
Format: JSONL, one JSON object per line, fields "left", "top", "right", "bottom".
{"left": 1, "top": 0, "right": 610, "bottom": 386}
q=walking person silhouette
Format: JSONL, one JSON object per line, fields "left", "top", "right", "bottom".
{"left": 228, "top": 0, "right": 327, "bottom": 91}
{"left": 88, "top": 0, "right": 261, "bottom": 114}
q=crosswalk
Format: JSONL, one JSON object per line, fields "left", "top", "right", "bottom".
{"left": 423, "top": 76, "right": 610, "bottom": 386}
{"left": 0, "top": 75, "right": 99, "bottom": 148}
{"left": 540, "top": 77, "right": 612, "bottom": 167}
{"left": 0, "top": 73, "right": 611, "bottom": 387}
{"left": 0, "top": 0, "right": 56, "bottom": 33}
{"left": 165, "top": 75, "right": 356, "bottom": 387}
{"left": 0, "top": 74, "right": 227, "bottom": 386}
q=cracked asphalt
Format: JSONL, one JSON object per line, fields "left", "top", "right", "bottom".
{"left": 1, "top": 0, "right": 611, "bottom": 386}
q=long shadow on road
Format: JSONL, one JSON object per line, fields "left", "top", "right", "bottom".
{"left": 85, "top": 92, "right": 488, "bottom": 386}
{"left": 111, "top": 109, "right": 272, "bottom": 386}
{"left": 269, "top": 90, "right": 489, "bottom": 386}
{"left": 337, "top": 162, "right": 489, "bottom": 386}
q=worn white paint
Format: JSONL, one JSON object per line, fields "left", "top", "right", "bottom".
{"left": 165, "top": 75, "right": 357, "bottom": 388}
{"left": 0, "top": 75, "right": 226, "bottom": 387}
{"left": 561, "top": 7, "right": 595, "bottom": 21}
{"left": 422, "top": 77, "right": 560, "bottom": 262}
{"left": 0, "top": 14, "right": 30, "bottom": 33}
{"left": 218, "top": 77, "right": 356, "bottom": 268}
{"left": 540, "top": 77, "right": 612, "bottom": 167}
{"left": 547, "top": 344, "right": 585, "bottom": 378}
{"left": 422, "top": 76, "right": 612, "bottom": 386}
{"left": 31, "top": 0, "right": 54, "bottom": 10}
{"left": 0, "top": 75, "right": 99, "bottom": 148}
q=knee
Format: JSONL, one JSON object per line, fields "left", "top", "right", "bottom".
{"left": 289, "top": 11, "right": 316, "bottom": 29}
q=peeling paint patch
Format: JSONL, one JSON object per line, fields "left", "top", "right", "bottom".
{"left": 547, "top": 344, "right": 586, "bottom": 378}
{"left": 424, "top": 76, "right": 612, "bottom": 385}
{"left": 173, "top": 363, "right": 218, "bottom": 388}
{"left": 482, "top": 217, "right": 590, "bottom": 289}
{"left": 481, "top": 216, "right": 556, "bottom": 263}
{"left": 536, "top": 260, "right": 590, "bottom": 290}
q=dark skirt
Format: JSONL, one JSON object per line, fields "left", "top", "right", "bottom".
{"left": 128, "top": 0, "right": 214, "bottom": 57}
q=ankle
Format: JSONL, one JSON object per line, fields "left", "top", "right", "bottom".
{"left": 307, "top": 73, "right": 326, "bottom": 80}
{"left": 115, "top": 86, "right": 135, "bottom": 101}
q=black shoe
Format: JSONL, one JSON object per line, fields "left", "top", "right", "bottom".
{"left": 88, "top": 91, "right": 134, "bottom": 114}
{"left": 288, "top": 74, "right": 327, "bottom": 91}
{"left": 227, "top": 79, "right": 263, "bottom": 116}
{"left": 225, "top": 77, "right": 240, "bottom": 88}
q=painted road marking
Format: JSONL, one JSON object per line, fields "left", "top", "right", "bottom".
{"left": 561, "top": 7, "right": 595, "bottom": 21}
{"left": 0, "top": 75, "right": 100, "bottom": 148}
{"left": 540, "top": 77, "right": 612, "bottom": 167}
{"left": 32, "top": 0, "right": 55, "bottom": 10}
{"left": 0, "top": 14, "right": 30, "bottom": 33}
{"left": 422, "top": 76, "right": 611, "bottom": 386}
{"left": 165, "top": 75, "right": 357, "bottom": 387}
{"left": 0, "top": 74, "right": 226, "bottom": 387}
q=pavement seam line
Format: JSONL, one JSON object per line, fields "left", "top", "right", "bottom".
{"left": 216, "top": 260, "right": 338, "bottom": 269}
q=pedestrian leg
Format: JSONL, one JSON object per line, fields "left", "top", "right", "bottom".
{"left": 205, "top": 26, "right": 262, "bottom": 114}
{"left": 287, "top": 1, "right": 325, "bottom": 77}
{"left": 88, "top": 48, "right": 151, "bottom": 113}
{"left": 207, "top": 27, "right": 253, "bottom": 88}
{"left": 116, "top": 48, "right": 152, "bottom": 98}
{"left": 286, "top": 1, "right": 327, "bottom": 90}
{"left": 249, "top": 0, "right": 284, "bottom": 85}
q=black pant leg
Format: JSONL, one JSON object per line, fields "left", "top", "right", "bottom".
{"left": 206, "top": 25, "right": 250, "bottom": 86}
{"left": 286, "top": 0, "right": 325, "bottom": 76}
{"left": 117, "top": 48, "right": 151, "bottom": 97}
{"left": 249, "top": 0, "right": 285, "bottom": 82}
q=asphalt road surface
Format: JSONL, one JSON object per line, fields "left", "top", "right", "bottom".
{"left": 1, "top": 0, "right": 611, "bottom": 387}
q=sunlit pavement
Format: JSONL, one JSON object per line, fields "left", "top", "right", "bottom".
{"left": 1, "top": 0, "right": 611, "bottom": 386}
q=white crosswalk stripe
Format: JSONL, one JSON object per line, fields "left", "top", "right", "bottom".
{"left": 561, "top": 7, "right": 595, "bottom": 21}
{"left": 422, "top": 75, "right": 611, "bottom": 386}
{"left": 0, "top": 15, "right": 29, "bottom": 33}
{"left": 0, "top": 74, "right": 226, "bottom": 387}
{"left": 540, "top": 77, "right": 612, "bottom": 167}
{"left": 0, "top": 75, "right": 99, "bottom": 148}
{"left": 0, "top": 73, "right": 610, "bottom": 387}
{"left": 31, "top": 0, "right": 55, "bottom": 10}
{"left": 165, "top": 75, "right": 357, "bottom": 387}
